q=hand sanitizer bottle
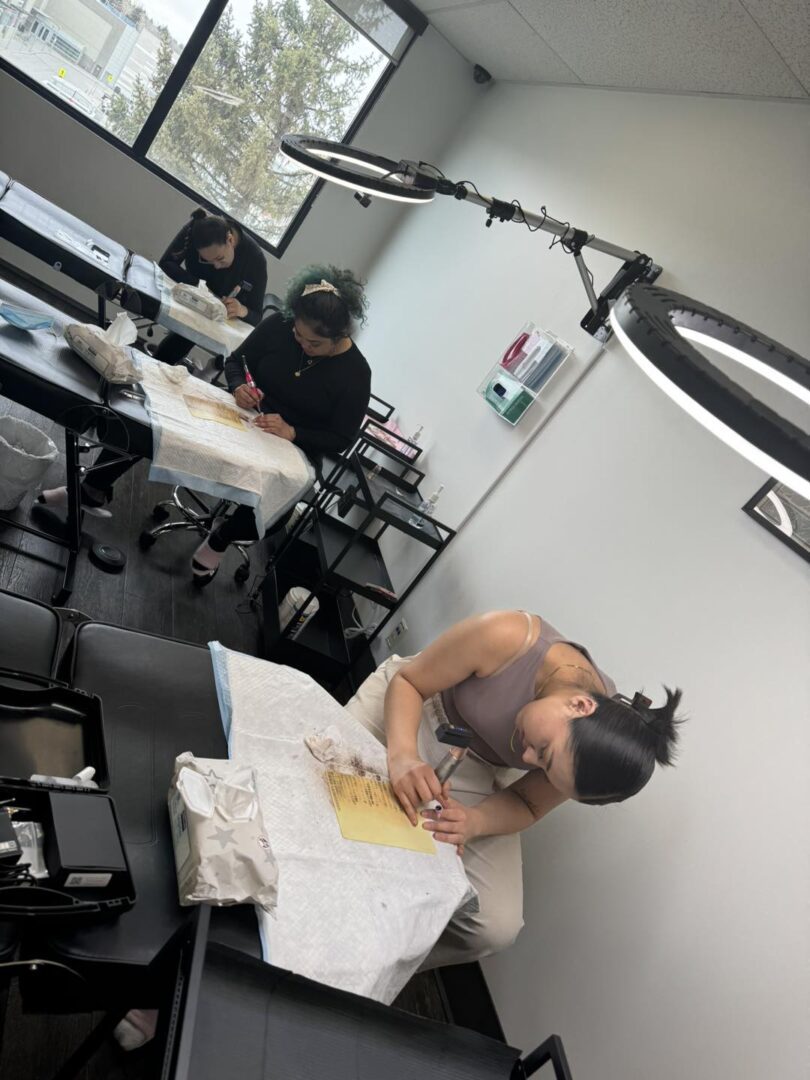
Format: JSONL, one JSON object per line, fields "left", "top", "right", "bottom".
{"left": 409, "top": 484, "right": 443, "bottom": 528}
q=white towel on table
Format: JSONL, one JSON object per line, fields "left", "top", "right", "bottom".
{"left": 137, "top": 356, "right": 314, "bottom": 534}
{"left": 209, "top": 643, "right": 477, "bottom": 1004}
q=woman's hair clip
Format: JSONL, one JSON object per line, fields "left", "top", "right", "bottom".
{"left": 614, "top": 691, "right": 653, "bottom": 711}
{"left": 302, "top": 279, "right": 340, "bottom": 298}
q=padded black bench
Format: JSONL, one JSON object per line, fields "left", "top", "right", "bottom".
{"left": 35, "top": 619, "right": 260, "bottom": 1002}
{"left": 0, "top": 181, "right": 128, "bottom": 296}
{"left": 164, "top": 906, "right": 573, "bottom": 1079}
{"left": 0, "top": 587, "right": 259, "bottom": 994}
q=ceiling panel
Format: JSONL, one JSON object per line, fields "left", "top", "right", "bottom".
{"left": 419, "top": 0, "right": 810, "bottom": 98}
{"left": 738, "top": 0, "right": 810, "bottom": 91}
{"left": 429, "top": 1, "right": 581, "bottom": 84}
{"left": 507, "top": 0, "right": 806, "bottom": 96}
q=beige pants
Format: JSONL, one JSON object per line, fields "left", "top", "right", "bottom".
{"left": 344, "top": 655, "right": 524, "bottom": 969}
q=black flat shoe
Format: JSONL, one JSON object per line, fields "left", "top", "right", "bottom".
{"left": 191, "top": 558, "right": 219, "bottom": 588}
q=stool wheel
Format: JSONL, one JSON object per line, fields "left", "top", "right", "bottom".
{"left": 234, "top": 564, "right": 250, "bottom": 585}
{"left": 152, "top": 505, "right": 170, "bottom": 522}
{"left": 138, "top": 530, "right": 157, "bottom": 550}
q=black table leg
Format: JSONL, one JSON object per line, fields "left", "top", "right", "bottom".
{"left": 51, "top": 429, "right": 83, "bottom": 605}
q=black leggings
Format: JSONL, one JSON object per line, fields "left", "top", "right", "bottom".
{"left": 209, "top": 504, "right": 293, "bottom": 551}
{"left": 83, "top": 448, "right": 139, "bottom": 496}
{"left": 82, "top": 451, "right": 291, "bottom": 550}
{"left": 154, "top": 332, "right": 194, "bottom": 364}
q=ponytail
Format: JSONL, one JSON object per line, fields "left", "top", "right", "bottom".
{"left": 571, "top": 687, "right": 685, "bottom": 805}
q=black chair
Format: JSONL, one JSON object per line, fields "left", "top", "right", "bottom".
{"left": 0, "top": 588, "right": 66, "bottom": 975}
{"left": 0, "top": 588, "right": 63, "bottom": 686}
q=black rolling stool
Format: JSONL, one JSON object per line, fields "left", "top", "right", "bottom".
{"left": 138, "top": 492, "right": 257, "bottom": 584}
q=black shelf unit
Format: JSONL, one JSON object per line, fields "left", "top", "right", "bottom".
{"left": 257, "top": 440, "right": 454, "bottom": 691}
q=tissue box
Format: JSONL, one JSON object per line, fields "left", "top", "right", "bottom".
{"left": 172, "top": 282, "right": 227, "bottom": 322}
{"left": 64, "top": 314, "right": 140, "bottom": 384}
{"left": 168, "top": 752, "right": 278, "bottom": 913}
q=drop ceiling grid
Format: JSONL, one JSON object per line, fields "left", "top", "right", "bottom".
{"left": 421, "top": 0, "right": 809, "bottom": 98}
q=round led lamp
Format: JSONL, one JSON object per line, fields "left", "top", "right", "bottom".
{"left": 610, "top": 285, "right": 810, "bottom": 499}
{"left": 280, "top": 135, "right": 435, "bottom": 204}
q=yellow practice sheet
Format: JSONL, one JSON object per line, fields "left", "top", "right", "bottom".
{"left": 326, "top": 771, "right": 436, "bottom": 854}
{"left": 183, "top": 394, "right": 246, "bottom": 430}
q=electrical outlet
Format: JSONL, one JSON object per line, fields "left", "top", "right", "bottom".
{"left": 385, "top": 619, "right": 408, "bottom": 652}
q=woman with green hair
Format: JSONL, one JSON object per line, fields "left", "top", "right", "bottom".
{"left": 190, "top": 265, "right": 371, "bottom": 585}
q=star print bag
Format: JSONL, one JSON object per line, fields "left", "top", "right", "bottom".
{"left": 168, "top": 752, "right": 278, "bottom": 913}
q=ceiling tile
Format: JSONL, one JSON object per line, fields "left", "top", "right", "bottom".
{"left": 429, "top": 2, "right": 581, "bottom": 83}
{"left": 738, "top": 0, "right": 810, "bottom": 91}
{"left": 509, "top": 0, "right": 806, "bottom": 96}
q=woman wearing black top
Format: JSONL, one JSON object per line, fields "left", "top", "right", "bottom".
{"left": 155, "top": 210, "right": 268, "bottom": 365}
{"left": 39, "top": 266, "right": 370, "bottom": 576}
{"left": 190, "top": 266, "right": 371, "bottom": 585}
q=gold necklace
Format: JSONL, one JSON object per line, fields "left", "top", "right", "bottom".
{"left": 294, "top": 348, "right": 328, "bottom": 377}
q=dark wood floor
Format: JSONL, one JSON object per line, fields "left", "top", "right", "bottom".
{"left": 0, "top": 398, "right": 265, "bottom": 654}
{"left": 0, "top": 391, "right": 451, "bottom": 1078}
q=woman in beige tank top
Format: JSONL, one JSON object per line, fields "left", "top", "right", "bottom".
{"left": 346, "top": 610, "right": 683, "bottom": 969}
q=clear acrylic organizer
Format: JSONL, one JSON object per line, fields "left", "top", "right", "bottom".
{"left": 478, "top": 323, "right": 573, "bottom": 426}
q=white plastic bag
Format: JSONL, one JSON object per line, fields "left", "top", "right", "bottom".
{"left": 0, "top": 416, "right": 58, "bottom": 510}
{"left": 172, "top": 280, "right": 226, "bottom": 322}
{"left": 64, "top": 313, "right": 140, "bottom": 384}
{"left": 168, "top": 752, "right": 279, "bottom": 913}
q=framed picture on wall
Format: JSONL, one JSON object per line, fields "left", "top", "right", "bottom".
{"left": 743, "top": 479, "right": 810, "bottom": 564}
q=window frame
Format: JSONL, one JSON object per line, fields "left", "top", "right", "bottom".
{"left": 0, "top": 0, "right": 425, "bottom": 258}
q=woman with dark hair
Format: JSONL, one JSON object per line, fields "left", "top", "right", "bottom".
{"left": 155, "top": 209, "right": 268, "bottom": 365}
{"left": 190, "top": 265, "right": 371, "bottom": 585}
{"left": 344, "top": 610, "right": 684, "bottom": 967}
{"left": 40, "top": 265, "right": 369, "bottom": 549}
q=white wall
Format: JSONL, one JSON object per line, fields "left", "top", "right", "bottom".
{"left": 363, "top": 85, "right": 810, "bottom": 1079}
{"left": 0, "top": 28, "right": 479, "bottom": 305}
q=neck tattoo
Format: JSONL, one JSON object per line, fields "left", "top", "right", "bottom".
{"left": 509, "top": 664, "right": 603, "bottom": 757}
{"left": 535, "top": 663, "right": 598, "bottom": 699}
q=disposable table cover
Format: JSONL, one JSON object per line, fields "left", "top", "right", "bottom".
{"left": 137, "top": 356, "right": 314, "bottom": 534}
{"left": 209, "top": 643, "right": 477, "bottom": 1004}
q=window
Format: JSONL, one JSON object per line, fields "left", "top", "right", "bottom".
{"left": 0, "top": 1, "right": 208, "bottom": 136}
{"left": 0, "top": 0, "right": 425, "bottom": 253}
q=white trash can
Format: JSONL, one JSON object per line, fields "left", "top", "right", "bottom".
{"left": 0, "top": 416, "right": 59, "bottom": 511}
